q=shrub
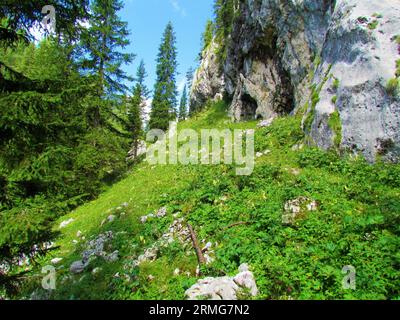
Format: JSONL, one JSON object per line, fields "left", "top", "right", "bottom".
{"left": 297, "top": 147, "right": 340, "bottom": 168}
{"left": 368, "top": 20, "right": 379, "bottom": 30}
{"left": 332, "top": 78, "right": 340, "bottom": 91}
{"left": 328, "top": 110, "right": 342, "bottom": 148}
{"left": 386, "top": 78, "right": 399, "bottom": 96}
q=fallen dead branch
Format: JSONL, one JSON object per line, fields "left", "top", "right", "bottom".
{"left": 187, "top": 223, "right": 206, "bottom": 266}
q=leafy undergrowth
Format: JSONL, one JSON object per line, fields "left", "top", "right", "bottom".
{"left": 16, "top": 101, "right": 400, "bottom": 300}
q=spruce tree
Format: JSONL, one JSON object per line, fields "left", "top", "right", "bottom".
{"left": 127, "top": 60, "right": 149, "bottom": 156}
{"left": 186, "top": 67, "right": 195, "bottom": 115}
{"left": 186, "top": 67, "right": 194, "bottom": 93}
{"left": 178, "top": 85, "right": 188, "bottom": 121}
{"left": 80, "top": 0, "right": 134, "bottom": 125}
{"left": 200, "top": 19, "right": 215, "bottom": 55}
{"left": 149, "top": 22, "right": 178, "bottom": 131}
{"left": 81, "top": 0, "right": 134, "bottom": 95}
{"left": 135, "top": 59, "right": 150, "bottom": 122}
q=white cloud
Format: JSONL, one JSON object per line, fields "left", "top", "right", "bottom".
{"left": 170, "top": 0, "right": 187, "bottom": 17}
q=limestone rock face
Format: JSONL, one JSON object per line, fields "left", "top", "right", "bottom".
{"left": 193, "top": 0, "right": 400, "bottom": 162}
{"left": 190, "top": 39, "right": 225, "bottom": 111}
{"left": 309, "top": 0, "right": 400, "bottom": 162}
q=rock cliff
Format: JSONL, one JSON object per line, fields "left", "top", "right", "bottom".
{"left": 190, "top": 0, "right": 400, "bottom": 162}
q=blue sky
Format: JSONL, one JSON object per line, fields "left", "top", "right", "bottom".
{"left": 120, "top": 0, "right": 215, "bottom": 97}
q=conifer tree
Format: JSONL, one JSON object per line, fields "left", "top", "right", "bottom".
{"left": 186, "top": 67, "right": 194, "bottom": 93}
{"left": 149, "top": 22, "right": 178, "bottom": 131}
{"left": 81, "top": 0, "right": 133, "bottom": 95}
{"left": 186, "top": 67, "right": 195, "bottom": 116}
{"left": 200, "top": 19, "right": 215, "bottom": 55}
{"left": 127, "top": 60, "right": 149, "bottom": 156}
{"left": 80, "top": 0, "right": 134, "bottom": 126}
{"left": 178, "top": 85, "right": 188, "bottom": 121}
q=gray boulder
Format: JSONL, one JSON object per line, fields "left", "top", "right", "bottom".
{"left": 70, "top": 261, "right": 86, "bottom": 274}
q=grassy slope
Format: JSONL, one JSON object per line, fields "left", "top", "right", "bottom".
{"left": 21, "top": 101, "right": 399, "bottom": 300}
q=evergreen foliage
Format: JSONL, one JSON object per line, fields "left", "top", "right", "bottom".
{"left": 149, "top": 22, "right": 178, "bottom": 131}
{"left": 126, "top": 60, "right": 150, "bottom": 155}
{"left": 80, "top": 0, "right": 134, "bottom": 97}
{"left": 213, "top": 0, "right": 238, "bottom": 59}
{"left": 0, "top": 2, "right": 132, "bottom": 292}
{"left": 178, "top": 85, "right": 188, "bottom": 121}
{"left": 200, "top": 19, "right": 215, "bottom": 56}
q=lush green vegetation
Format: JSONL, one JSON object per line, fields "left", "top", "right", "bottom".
{"left": 1, "top": 0, "right": 399, "bottom": 301}
{"left": 213, "top": 0, "right": 239, "bottom": 60}
{"left": 200, "top": 20, "right": 215, "bottom": 55}
{"left": 328, "top": 110, "right": 342, "bottom": 149}
{"left": 367, "top": 20, "right": 379, "bottom": 30}
{"left": 0, "top": 0, "right": 166, "bottom": 294}
{"left": 9, "top": 101, "right": 399, "bottom": 300}
{"left": 124, "top": 60, "right": 150, "bottom": 155}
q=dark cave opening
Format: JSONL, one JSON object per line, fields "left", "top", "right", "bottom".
{"left": 240, "top": 93, "right": 258, "bottom": 120}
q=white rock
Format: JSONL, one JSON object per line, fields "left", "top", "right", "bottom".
{"left": 105, "top": 250, "right": 119, "bottom": 262}
{"left": 92, "top": 267, "right": 102, "bottom": 275}
{"left": 202, "top": 242, "right": 212, "bottom": 252}
{"left": 156, "top": 207, "right": 167, "bottom": 217}
{"left": 186, "top": 277, "right": 239, "bottom": 300}
{"left": 257, "top": 118, "right": 274, "bottom": 128}
{"left": 185, "top": 264, "right": 258, "bottom": 300}
{"left": 238, "top": 263, "right": 249, "bottom": 273}
{"left": 107, "top": 215, "right": 116, "bottom": 223}
{"left": 59, "top": 218, "right": 74, "bottom": 229}
{"left": 233, "top": 264, "right": 259, "bottom": 296}
{"left": 70, "top": 261, "right": 86, "bottom": 274}
{"left": 51, "top": 258, "right": 63, "bottom": 265}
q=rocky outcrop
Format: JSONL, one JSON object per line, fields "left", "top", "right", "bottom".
{"left": 309, "top": 0, "right": 400, "bottom": 162}
{"left": 69, "top": 231, "right": 118, "bottom": 274}
{"left": 190, "top": 39, "right": 225, "bottom": 111}
{"left": 194, "top": 0, "right": 400, "bottom": 162}
{"left": 185, "top": 263, "right": 258, "bottom": 300}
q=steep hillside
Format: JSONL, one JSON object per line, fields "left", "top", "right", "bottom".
{"left": 16, "top": 102, "right": 400, "bottom": 300}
